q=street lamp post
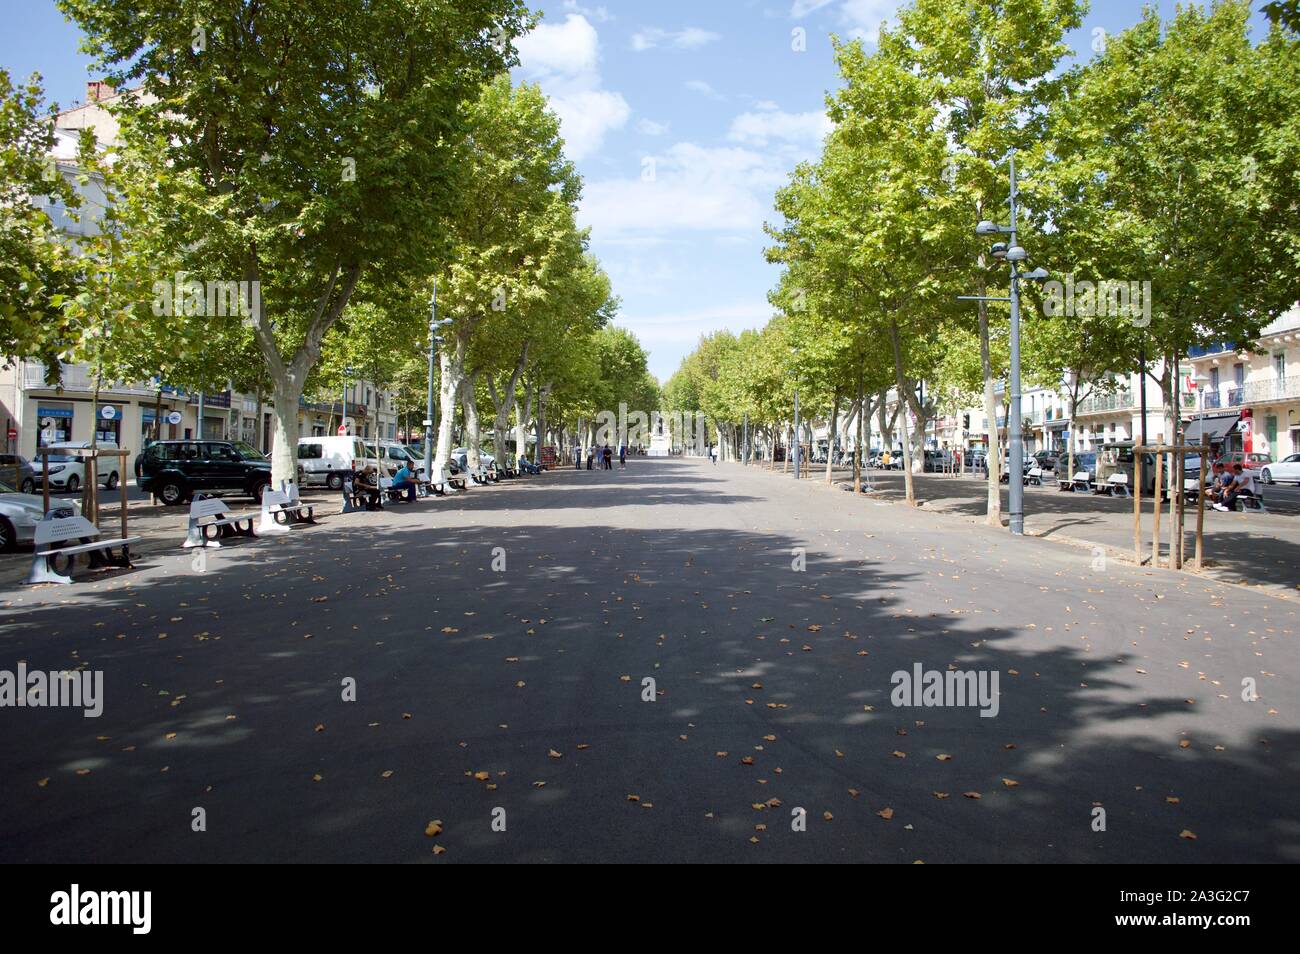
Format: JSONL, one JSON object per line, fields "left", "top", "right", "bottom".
{"left": 961, "top": 148, "right": 1049, "bottom": 536}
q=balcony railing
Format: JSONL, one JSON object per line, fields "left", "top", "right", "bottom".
{"left": 23, "top": 362, "right": 159, "bottom": 396}
{"left": 1074, "top": 392, "right": 1135, "bottom": 416}
{"left": 1200, "top": 377, "right": 1299, "bottom": 408}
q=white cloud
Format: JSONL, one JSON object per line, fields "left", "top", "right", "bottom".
{"left": 790, "top": 0, "right": 837, "bottom": 16}
{"left": 517, "top": 13, "right": 600, "bottom": 76}
{"left": 840, "top": 0, "right": 895, "bottom": 43}
{"left": 789, "top": 0, "right": 897, "bottom": 44}
{"left": 637, "top": 118, "right": 670, "bottom": 136}
{"left": 727, "top": 107, "right": 832, "bottom": 148}
{"left": 631, "top": 26, "right": 722, "bottom": 51}
{"left": 579, "top": 142, "right": 789, "bottom": 241}
{"left": 684, "top": 79, "right": 724, "bottom": 100}
{"left": 562, "top": 1, "right": 612, "bottom": 23}
{"left": 618, "top": 301, "right": 774, "bottom": 347}
{"left": 515, "top": 14, "right": 629, "bottom": 160}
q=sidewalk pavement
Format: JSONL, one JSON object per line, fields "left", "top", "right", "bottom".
{"left": 749, "top": 463, "right": 1299, "bottom": 600}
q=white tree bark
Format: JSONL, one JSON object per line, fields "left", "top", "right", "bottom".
{"left": 433, "top": 335, "right": 465, "bottom": 482}
{"left": 462, "top": 372, "right": 482, "bottom": 479}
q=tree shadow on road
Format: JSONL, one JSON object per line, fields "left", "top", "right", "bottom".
{"left": 0, "top": 504, "right": 1294, "bottom": 863}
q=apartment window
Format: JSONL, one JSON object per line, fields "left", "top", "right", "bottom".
{"left": 1210, "top": 367, "right": 1220, "bottom": 390}
{"left": 1275, "top": 353, "right": 1286, "bottom": 382}
{"left": 1234, "top": 363, "right": 1245, "bottom": 386}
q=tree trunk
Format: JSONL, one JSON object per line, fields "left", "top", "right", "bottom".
{"left": 433, "top": 337, "right": 465, "bottom": 481}
{"left": 516, "top": 387, "right": 534, "bottom": 466}
{"left": 889, "top": 319, "right": 916, "bottom": 506}
{"left": 825, "top": 391, "right": 840, "bottom": 484}
{"left": 978, "top": 282, "right": 1002, "bottom": 525}
{"left": 268, "top": 369, "right": 306, "bottom": 489}
{"left": 462, "top": 373, "right": 482, "bottom": 479}
{"left": 853, "top": 361, "right": 864, "bottom": 493}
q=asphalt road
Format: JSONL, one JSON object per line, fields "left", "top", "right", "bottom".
{"left": 1, "top": 458, "right": 1296, "bottom": 863}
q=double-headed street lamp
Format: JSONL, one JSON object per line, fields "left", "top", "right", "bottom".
{"left": 959, "top": 148, "right": 1049, "bottom": 536}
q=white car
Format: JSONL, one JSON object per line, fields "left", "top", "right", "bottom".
{"left": 1260, "top": 453, "right": 1300, "bottom": 485}
{"left": 29, "top": 445, "right": 121, "bottom": 493}
{"left": 0, "top": 479, "right": 80, "bottom": 550}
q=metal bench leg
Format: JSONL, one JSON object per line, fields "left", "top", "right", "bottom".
{"left": 183, "top": 520, "right": 205, "bottom": 549}
{"left": 27, "top": 554, "right": 73, "bottom": 585}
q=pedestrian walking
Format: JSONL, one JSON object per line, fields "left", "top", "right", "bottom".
{"left": 586, "top": 447, "right": 593, "bottom": 470}
{"left": 619, "top": 444, "right": 626, "bottom": 469}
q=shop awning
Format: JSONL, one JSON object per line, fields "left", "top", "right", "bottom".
{"left": 1183, "top": 413, "right": 1239, "bottom": 443}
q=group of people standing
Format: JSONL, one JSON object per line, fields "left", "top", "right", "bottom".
{"left": 574, "top": 443, "right": 626, "bottom": 471}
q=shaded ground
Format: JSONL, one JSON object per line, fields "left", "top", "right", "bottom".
{"left": 0, "top": 458, "right": 1296, "bottom": 863}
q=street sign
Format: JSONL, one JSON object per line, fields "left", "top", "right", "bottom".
{"left": 338, "top": 424, "right": 346, "bottom": 436}
{"left": 6, "top": 426, "right": 16, "bottom": 442}
{"left": 100, "top": 405, "right": 117, "bottom": 420}
{"left": 167, "top": 410, "right": 183, "bottom": 425}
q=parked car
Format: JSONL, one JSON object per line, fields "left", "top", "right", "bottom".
{"left": 923, "top": 449, "right": 953, "bottom": 472}
{"left": 1032, "top": 450, "right": 1060, "bottom": 472}
{"left": 452, "top": 447, "right": 498, "bottom": 479}
{"left": 1096, "top": 441, "right": 1158, "bottom": 495}
{"left": 0, "top": 479, "right": 79, "bottom": 551}
{"left": 296, "top": 436, "right": 374, "bottom": 489}
{"left": 0, "top": 454, "right": 37, "bottom": 494}
{"left": 1215, "top": 451, "right": 1273, "bottom": 480}
{"left": 28, "top": 443, "right": 121, "bottom": 493}
{"left": 1062, "top": 451, "right": 1098, "bottom": 482}
{"left": 138, "top": 440, "right": 271, "bottom": 505}
{"left": 1261, "top": 453, "right": 1300, "bottom": 485}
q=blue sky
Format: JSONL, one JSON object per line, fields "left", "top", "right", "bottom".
{"left": 2, "top": 0, "right": 1275, "bottom": 380}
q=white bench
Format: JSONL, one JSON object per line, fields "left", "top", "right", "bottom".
{"left": 1023, "top": 465, "right": 1043, "bottom": 486}
{"left": 1096, "top": 472, "right": 1129, "bottom": 497}
{"left": 258, "top": 481, "right": 317, "bottom": 534}
{"left": 429, "top": 466, "right": 467, "bottom": 495}
{"left": 183, "top": 495, "right": 257, "bottom": 548}
{"left": 27, "top": 510, "right": 142, "bottom": 585}
{"left": 1070, "top": 470, "right": 1093, "bottom": 493}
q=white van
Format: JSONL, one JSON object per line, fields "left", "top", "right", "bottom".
{"left": 296, "top": 436, "right": 373, "bottom": 489}
{"left": 296, "top": 437, "right": 420, "bottom": 488}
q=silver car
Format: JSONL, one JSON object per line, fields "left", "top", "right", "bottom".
{"left": 0, "top": 479, "right": 80, "bottom": 550}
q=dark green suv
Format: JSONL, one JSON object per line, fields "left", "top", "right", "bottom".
{"left": 137, "top": 440, "right": 272, "bottom": 506}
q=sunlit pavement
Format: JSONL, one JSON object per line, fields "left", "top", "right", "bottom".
{"left": 1, "top": 458, "right": 1295, "bottom": 862}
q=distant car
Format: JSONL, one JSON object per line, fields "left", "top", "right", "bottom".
{"left": 452, "top": 447, "right": 498, "bottom": 480}
{"left": 1261, "top": 453, "right": 1300, "bottom": 485}
{"left": 923, "top": 449, "right": 953, "bottom": 472}
{"left": 1216, "top": 452, "right": 1272, "bottom": 480}
{"left": 28, "top": 443, "right": 121, "bottom": 493}
{"left": 1032, "top": 450, "right": 1060, "bottom": 472}
{"left": 0, "top": 454, "right": 37, "bottom": 494}
{"left": 138, "top": 439, "right": 272, "bottom": 505}
{"left": 0, "top": 479, "right": 79, "bottom": 551}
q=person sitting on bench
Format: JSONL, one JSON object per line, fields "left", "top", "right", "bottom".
{"left": 391, "top": 462, "right": 418, "bottom": 503}
{"left": 1215, "top": 463, "right": 1256, "bottom": 511}
{"left": 1206, "top": 462, "right": 1230, "bottom": 505}
{"left": 355, "top": 465, "right": 383, "bottom": 510}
